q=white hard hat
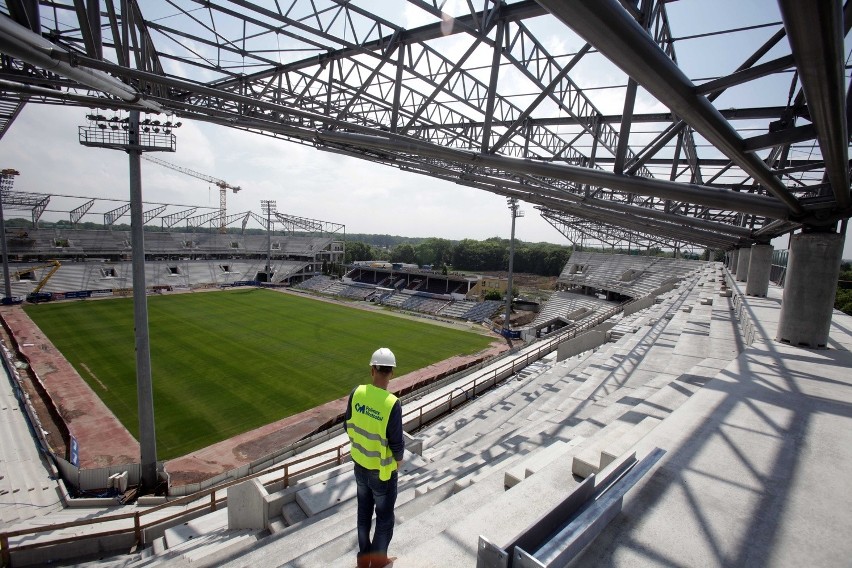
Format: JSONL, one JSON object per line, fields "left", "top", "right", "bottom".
{"left": 370, "top": 347, "right": 397, "bottom": 367}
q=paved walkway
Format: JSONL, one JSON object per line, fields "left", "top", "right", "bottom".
{"left": 574, "top": 280, "right": 852, "bottom": 567}
{"left": 0, "top": 361, "right": 63, "bottom": 527}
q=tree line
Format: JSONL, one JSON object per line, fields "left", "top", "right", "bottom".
{"left": 836, "top": 261, "right": 852, "bottom": 315}
{"left": 347, "top": 237, "right": 674, "bottom": 277}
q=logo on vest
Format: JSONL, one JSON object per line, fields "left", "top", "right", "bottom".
{"left": 354, "top": 402, "right": 384, "bottom": 421}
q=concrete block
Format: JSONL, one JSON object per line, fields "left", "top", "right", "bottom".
{"left": 295, "top": 470, "right": 357, "bottom": 516}
{"left": 599, "top": 417, "right": 662, "bottom": 469}
{"left": 572, "top": 422, "right": 633, "bottom": 479}
{"left": 282, "top": 501, "right": 308, "bottom": 525}
{"left": 504, "top": 441, "right": 568, "bottom": 489}
{"left": 227, "top": 478, "right": 268, "bottom": 530}
{"left": 404, "top": 431, "right": 424, "bottom": 455}
{"left": 700, "top": 297, "right": 714, "bottom": 306}
{"left": 719, "top": 289, "right": 732, "bottom": 297}
{"left": 681, "top": 306, "right": 693, "bottom": 313}
{"left": 115, "top": 471, "right": 128, "bottom": 493}
{"left": 152, "top": 536, "right": 166, "bottom": 555}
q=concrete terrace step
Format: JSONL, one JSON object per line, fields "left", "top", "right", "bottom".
{"left": 504, "top": 437, "right": 584, "bottom": 488}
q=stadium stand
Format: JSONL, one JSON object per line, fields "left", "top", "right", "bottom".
{"left": 460, "top": 300, "right": 503, "bottom": 322}
{"left": 558, "top": 252, "right": 705, "bottom": 299}
{"left": 438, "top": 300, "right": 477, "bottom": 318}
{"left": 295, "top": 275, "right": 335, "bottom": 292}
{"left": 4, "top": 229, "right": 335, "bottom": 265}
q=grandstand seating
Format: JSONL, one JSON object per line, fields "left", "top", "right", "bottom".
{"left": 530, "top": 291, "right": 611, "bottom": 329}
{"left": 4, "top": 229, "right": 334, "bottom": 261}
{"left": 558, "top": 252, "right": 707, "bottom": 299}
{"left": 4, "top": 258, "right": 312, "bottom": 296}
{"left": 438, "top": 300, "right": 477, "bottom": 318}
{"left": 461, "top": 300, "right": 503, "bottom": 322}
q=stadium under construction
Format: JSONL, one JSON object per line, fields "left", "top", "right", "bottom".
{"left": 1, "top": 0, "right": 852, "bottom": 567}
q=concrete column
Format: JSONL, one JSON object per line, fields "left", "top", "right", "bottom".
{"left": 730, "top": 248, "right": 739, "bottom": 271}
{"left": 745, "top": 244, "right": 773, "bottom": 297}
{"left": 776, "top": 232, "right": 843, "bottom": 349}
{"left": 735, "top": 247, "right": 751, "bottom": 282}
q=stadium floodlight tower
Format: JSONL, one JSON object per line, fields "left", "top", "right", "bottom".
{"left": 79, "top": 111, "right": 179, "bottom": 493}
{"left": 261, "top": 200, "right": 277, "bottom": 281}
{"left": 504, "top": 198, "right": 524, "bottom": 341}
{"left": 0, "top": 168, "right": 20, "bottom": 303}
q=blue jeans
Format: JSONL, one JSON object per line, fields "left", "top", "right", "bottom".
{"left": 354, "top": 462, "right": 398, "bottom": 567}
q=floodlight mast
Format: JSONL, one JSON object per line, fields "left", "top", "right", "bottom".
{"left": 0, "top": 168, "right": 20, "bottom": 302}
{"left": 142, "top": 155, "right": 242, "bottom": 234}
{"left": 261, "top": 200, "right": 276, "bottom": 280}
{"left": 504, "top": 198, "right": 524, "bottom": 342}
{"left": 77, "top": 112, "right": 178, "bottom": 494}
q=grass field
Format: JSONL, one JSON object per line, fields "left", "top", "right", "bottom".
{"left": 23, "top": 288, "right": 494, "bottom": 460}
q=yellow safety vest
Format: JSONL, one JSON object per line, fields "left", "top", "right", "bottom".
{"left": 346, "top": 384, "right": 399, "bottom": 481}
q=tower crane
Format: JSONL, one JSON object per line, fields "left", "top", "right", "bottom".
{"left": 142, "top": 155, "right": 242, "bottom": 233}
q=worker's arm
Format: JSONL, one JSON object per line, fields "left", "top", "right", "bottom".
{"left": 387, "top": 400, "right": 404, "bottom": 466}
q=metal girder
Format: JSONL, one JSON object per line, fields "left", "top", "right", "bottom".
{"left": 143, "top": 204, "right": 167, "bottom": 224}
{"left": 186, "top": 210, "right": 249, "bottom": 230}
{"left": 274, "top": 212, "right": 344, "bottom": 235}
{"left": 0, "top": 0, "right": 848, "bottom": 253}
{"left": 161, "top": 207, "right": 197, "bottom": 228}
{"left": 537, "top": 0, "right": 804, "bottom": 216}
{"left": 743, "top": 124, "right": 818, "bottom": 153}
{"left": 315, "top": 129, "right": 791, "bottom": 220}
{"left": 104, "top": 202, "right": 131, "bottom": 226}
{"left": 539, "top": 207, "right": 704, "bottom": 251}
{"left": 778, "top": 0, "right": 850, "bottom": 209}
{"left": 70, "top": 198, "right": 94, "bottom": 225}
{"left": 0, "top": 99, "right": 27, "bottom": 141}
{"left": 249, "top": 211, "right": 270, "bottom": 230}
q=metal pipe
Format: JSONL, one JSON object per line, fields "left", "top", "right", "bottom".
{"left": 536, "top": 0, "right": 804, "bottom": 216}
{"left": 778, "top": 0, "right": 850, "bottom": 209}
{"left": 0, "top": 16, "right": 164, "bottom": 113}
{"left": 128, "top": 110, "right": 158, "bottom": 492}
{"left": 0, "top": 189, "right": 11, "bottom": 300}
{"left": 317, "top": 130, "right": 792, "bottom": 220}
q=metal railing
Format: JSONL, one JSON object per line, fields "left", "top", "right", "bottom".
{"left": 0, "top": 442, "right": 349, "bottom": 566}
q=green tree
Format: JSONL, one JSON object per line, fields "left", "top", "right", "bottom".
{"left": 344, "top": 241, "right": 374, "bottom": 264}
{"left": 484, "top": 290, "right": 503, "bottom": 301}
{"left": 391, "top": 243, "right": 417, "bottom": 264}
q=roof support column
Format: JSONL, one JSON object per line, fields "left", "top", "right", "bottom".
{"left": 776, "top": 232, "right": 844, "bottom": 349}
{"left": 745, "top": 243, "right": 773, "bottom": 297}
{"left": 735, "top": 246, "right": 751, "bottom": 282}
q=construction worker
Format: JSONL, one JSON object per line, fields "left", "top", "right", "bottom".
{"left": 345, "top": 347, "right": 405, "bottom": 568}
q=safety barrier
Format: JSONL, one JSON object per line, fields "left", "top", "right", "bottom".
{"left": 0, "top": 442, "right": 350, "bottom": 567}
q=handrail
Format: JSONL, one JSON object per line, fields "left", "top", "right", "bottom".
{"left": 0, "top": 300, "right": 634, "bottom": 566}
{"left": 0, "top": 441, "right": 349, "bottom": 566}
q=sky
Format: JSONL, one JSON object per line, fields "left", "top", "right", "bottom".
{"left": 1, "top": 0, "right": 850, "bottom": 259}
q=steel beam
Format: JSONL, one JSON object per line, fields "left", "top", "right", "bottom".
{"left": 316, "top": 130, "right": 791, "bottom": 220}
{"left": 778, "top": 0, "right": 850, "bottom": 209}
{"left": 536, "top": 0, "right": 803, "bottom": 215}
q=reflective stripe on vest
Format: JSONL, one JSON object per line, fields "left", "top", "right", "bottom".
{"left": 346, "top": 384, "right": 398, "bottom": 481}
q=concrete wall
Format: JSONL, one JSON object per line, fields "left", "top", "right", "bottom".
{"left": 557, "top": 330, "right": 607, "bottom": 361}
{"left": 624, "top": 295, "right": 656, "bottom": 317}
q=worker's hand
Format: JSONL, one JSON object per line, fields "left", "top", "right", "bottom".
{"left": 396, "top": 459, "right": 404, "bottom": 468}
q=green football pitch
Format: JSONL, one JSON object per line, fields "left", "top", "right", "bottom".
{"left": 23, "top": 288, "right": 494, "bottom": 460}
